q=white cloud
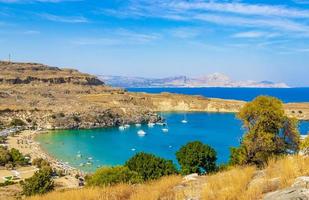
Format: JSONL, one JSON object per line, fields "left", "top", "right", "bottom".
{"left": 101, "top": 0, "right": 309, "bottom": 36}
{"left": 173, "top": 2, "right": 309, "bottom": 18}
{"left": 72, "top": 29, "right": 160, "bottom": 46}
{"left": 232, "top": 31, "right": 279, "bottom": 38}
{"left": 23, "top": 30, "right": 40, "bottom": 34}
{"left": 39, "top": 13, "right": 88, "bottom": 23}
{"left": 168, "top": 28, "right": 203, "bottom": 39}
{"left": 293, "top": 0, "right": 309, "bottom": 4}
{"left": 0, "top": 0, "right": 78, "bottom": 3}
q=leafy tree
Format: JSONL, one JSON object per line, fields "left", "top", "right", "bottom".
{"left": 21, "top": 167, "right": 54, "bottom": 196}
{"left": 125, "top": 152, "right": 177, "bottom": 181}
{"left": 10, "top": 148, "right": 28, "bottom": 166}
{"left": 230, "top": 96, "right": 300, "bottom": 166}
{"left": 86, "top": 166, "right": 142, "bottom": 186}
{"left": 0, "top": 147, "right": 12, "bottom": 166}
{"left": 176, "top": 141, "right": 217, "bottom": 175}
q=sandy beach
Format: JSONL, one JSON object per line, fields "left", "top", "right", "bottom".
{"left": 5, "top": 130, "right": 80, "bottom": 188}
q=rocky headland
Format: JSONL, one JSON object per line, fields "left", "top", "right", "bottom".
{"left": 0, "top": 61, "right": 308, "bottom": 131}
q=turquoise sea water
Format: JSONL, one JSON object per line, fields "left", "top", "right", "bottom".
{"left": 36, "top": 112, "right": 309, "bottom": 172}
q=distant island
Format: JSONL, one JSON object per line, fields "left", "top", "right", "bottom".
{"left": 100, "top": 73, "right": 289, "bottom": 88}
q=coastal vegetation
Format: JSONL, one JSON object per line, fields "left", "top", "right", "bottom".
{"left": 230, "top": 96, "right": 300, "bottom": 166}
{"left": 86, "top": 166, "right": 142, "bottom": 186}
{"left": 176, "top": 141, "right": 217, "bottom": 175}
{"left": 125, "top": 153, "right": 177, "bottom": 181}
{"left": 21, "top": 167, "right": 54, "bottom": 196}
{"left": 26, "top": 155, "right": 309, "bottom": 200}
{"left": 0, "top": 147, "right": 29, "bottom": 167}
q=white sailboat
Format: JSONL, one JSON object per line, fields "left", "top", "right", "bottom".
{"left": 137, "top": 130, "right": 146, "bottom": 136}
{"left": 162, "top": 116, "right": 169, "bottom": 133}
{"left": 147, "top": 122, "right": 155, "bottom": 128}
{"left": 181, "top": 113, "right": 188, "bottom": 124}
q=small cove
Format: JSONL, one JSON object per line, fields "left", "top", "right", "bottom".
{"left": 36, "top": 112, "right": 309, "bottom": 172}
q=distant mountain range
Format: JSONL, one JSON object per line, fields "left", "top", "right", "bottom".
{"left": 99, "top": 73, "right": 289, "bottom": 88}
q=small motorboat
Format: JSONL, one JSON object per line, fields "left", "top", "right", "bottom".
{"left": 148, "top": 123, "right": 155, "bottom": 128}
{"left": 119, "top": 125, "right": 125, "bottom": 131}
{"left": 181, "top": 119, "right": 188, "bottom": 124}
{"left": 137, "top": 130, "right": 146, "bottom": 136}
{"left": 135, "top": 123, "right": 141, "bottom": 127}
{"left": 162, "top": 128, "right": 169, "bottom": 133}
{"left": 124, "top": 124, "right": 130, "bottom": 128}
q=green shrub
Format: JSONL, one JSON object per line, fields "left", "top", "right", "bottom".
{"left": 0, "top": 180, "right": 15, "bottom": 187}
{"left": 125, "top": 152, "right": 177, "bottom": 181}
{"left": 176, "top": 141, "right": 217, "bottom": 175}
{"left": 21, "top": 167, "right": 54, "bottom": 196}
{"left": 10, "top": 148, "right": 28, "bottom": 166}
{"left": 32, "top": 158, "right": 50, "bottom": 168}
{"left": 10, "top": 118, "right": 26, "bottom": 127}
{"left": 86, "top": 166, "right": 142, "bottom": 186}
{"left": 0, "top": 136, "right": 6, "bottom": 144}
{"left": 0, "top": 147, "right": 11, "bottom": 166}
{"left": 0, "top": 147, "right": 28, "bottom": 167}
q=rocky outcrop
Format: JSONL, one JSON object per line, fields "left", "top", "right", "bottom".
{"left": 0, "top": 61, "right": 104, "bottom": 85}
{"left": 264, "top": 176, "right": 309, "bottom": 200}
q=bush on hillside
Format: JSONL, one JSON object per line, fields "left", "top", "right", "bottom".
{"left": 86, "top": 166, "right": 142, "bottom": 186}
{"left": 10, "top": 148, "right": 28, "bottom": 166}
{"left": 0, "top": 147, "right": 28, "bottom": 167}
{"left": 21, "top": 167, "right": 54, "bottom": 196}
{"left": 125, "top": 152, "right": 177, "bottom": 181}
{"left": 10, "top": 118, "right": 26, "bottom": 127}
{"left": 230, "top": 96, "right": 300, "bottom": 166}
{"left": 32, "top": 158, "right": 50, "bottom": 169}
{"left": 0, "top": 136, "right": 6, "bottom": 144}
{"left": 176, "top": 141, "right": 217, "bottom": 175}
{"left": 0, "top": 147, "right": 12, "bottom": 166}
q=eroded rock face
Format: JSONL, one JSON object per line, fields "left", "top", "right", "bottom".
{"left": 264, "top": 176, "right": 309, "bottom": 200}
{"left": 0, "top": 61, "right": 104, "bottom": 85}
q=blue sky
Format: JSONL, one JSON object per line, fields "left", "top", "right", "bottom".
{"left": 0, "top": 0, "right": 309, "bottom": 86}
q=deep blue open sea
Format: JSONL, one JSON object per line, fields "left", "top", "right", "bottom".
{"left": 127, "top": 87, "right": 309, "bottom": 103}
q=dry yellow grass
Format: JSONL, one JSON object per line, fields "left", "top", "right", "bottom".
{"left": 26, "top": 156, "right": 309, "bottom": 200}
{"left": 27, "top": 175, "right": 183, "bottom": 200}
{"left": 202, "top": 155, "right": 309, "bottom": 200}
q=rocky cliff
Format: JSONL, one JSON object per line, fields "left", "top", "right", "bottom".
{"left": 0, "top": 61, "right": 104, "bottom": 85}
